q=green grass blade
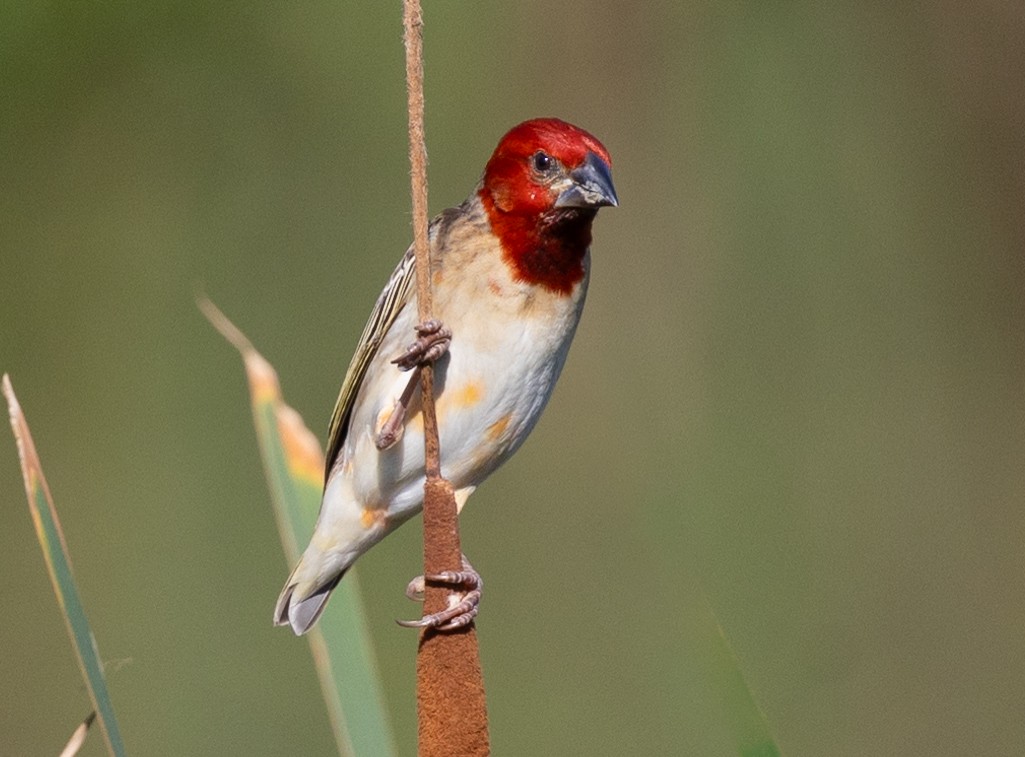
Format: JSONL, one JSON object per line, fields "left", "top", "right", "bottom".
{"left": 689, "top": 588, "right": 782, "bottom": 757}
{"left": 3, "top": 375, "right": 127, "bottom": 757}
{"left": 200, "top": 299, "right": 397, "bottom": 757}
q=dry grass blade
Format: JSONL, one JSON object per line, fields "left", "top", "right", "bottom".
{"left": 59, "top": 712, "right": 96, "bottom": 757}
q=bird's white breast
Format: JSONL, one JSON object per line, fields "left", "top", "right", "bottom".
{"left": 340, "top": 254, "right": 590, "bottom": 521}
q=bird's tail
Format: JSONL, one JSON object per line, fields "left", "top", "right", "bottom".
{"left": 275, "top": 472, "right": 398, "bottom": 634}
{"left": 274, "top": 549, "right": 349, "bottom": 635}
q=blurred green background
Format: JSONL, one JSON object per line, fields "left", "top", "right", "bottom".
{"left": 3, "top": 3, "right": 1023, "bottom": 755}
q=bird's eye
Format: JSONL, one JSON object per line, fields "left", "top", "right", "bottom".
{"left": 532, "top": 151, "right": 554, "bottom": 174}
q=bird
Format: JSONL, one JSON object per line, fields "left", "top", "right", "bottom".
{"left": 274, "top": 118, "right": 618, "bottom": 635}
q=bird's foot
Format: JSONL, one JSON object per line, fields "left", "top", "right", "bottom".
{"left": 374, "top": 370, "right": 421, "bottom": 450}
{"left": 397, "top": 554, "right": 481, "bottom": 631}
{"left": 392, "top": 319, "right": 452, "bottom": 371}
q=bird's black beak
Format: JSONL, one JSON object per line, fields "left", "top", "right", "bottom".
{"left": 555, "top": 151, "right": 619, "bottom": 209}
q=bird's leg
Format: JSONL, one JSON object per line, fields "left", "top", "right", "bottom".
{"left": 392, "top": 319, "right": 452, "bottom": 372}
{"left": 374, "top": 366, "right": 422, "bottom": 450}
{"left": 376, "top": 320, "right": 452, "bottom": 449}
{"left": 397, "top": 553, "right": 482, "bottom": 631}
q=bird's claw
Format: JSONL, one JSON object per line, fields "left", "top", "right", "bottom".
{"left": 392, "top": 319, "right": 452, "bottom": 371}
{"left": 397, "top": 555, "right": 482, "bottom": 631}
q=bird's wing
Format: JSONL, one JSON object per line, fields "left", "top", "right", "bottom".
{"left": 323, "top": 245, "right": 417, "bottom": 478}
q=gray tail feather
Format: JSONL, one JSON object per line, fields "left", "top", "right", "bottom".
{"left": 273, "top": 569, "right": 346, "bottom": 636}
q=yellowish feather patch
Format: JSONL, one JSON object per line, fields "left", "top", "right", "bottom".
{"left": 454, "top": 380, "right": 484, "bottom": 408}
{"left": 486, "top": 413, "right": 512, "bottom": 441}
{"left": 434, "top": 379, "right": 485, "bottom": 420}
{"left": 360, "top": 508, "right": 387, "bottom": 529}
